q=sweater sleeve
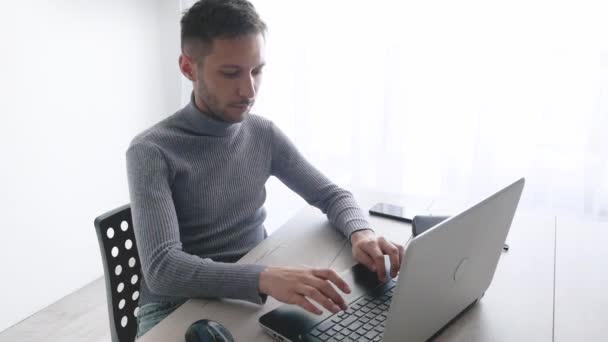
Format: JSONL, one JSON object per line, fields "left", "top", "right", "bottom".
{"left": 269, "top": 123, "right": 373, "bottom": 239}
{"left": 126, "top": 140, "right": 267, "bottom": 303}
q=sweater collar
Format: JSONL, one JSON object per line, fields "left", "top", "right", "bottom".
{"left": 181, "top": 95, "right": 242, "bottom": 137}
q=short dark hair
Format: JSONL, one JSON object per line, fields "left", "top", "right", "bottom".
{"left": 180, "top": 0, "right": 267, "bottom": 57}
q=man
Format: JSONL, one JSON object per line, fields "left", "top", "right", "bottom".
{"left": 126, "top": 0, "right": 404, "bottom": 337}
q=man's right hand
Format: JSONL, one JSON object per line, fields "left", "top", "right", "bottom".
{"left": 258, "top": 266, "right": 351, "bottom": 315}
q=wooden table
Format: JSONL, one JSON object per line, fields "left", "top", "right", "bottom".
{"left": 554, "top": 216, "right": 608, "bottom": 342}
{"left": 138, "top": 190, "right": 607, "bottom": 342}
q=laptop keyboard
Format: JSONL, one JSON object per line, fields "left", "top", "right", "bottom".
{"left": 305, "top": 280, "right": 397, "bottom": 342}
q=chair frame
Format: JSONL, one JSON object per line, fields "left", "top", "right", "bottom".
{"left": 94, "top": 204, "right": 141, "bottom": 342}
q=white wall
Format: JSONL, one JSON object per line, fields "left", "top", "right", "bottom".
{"left": 0, "top": 0, "right": 181, "bottom": 331}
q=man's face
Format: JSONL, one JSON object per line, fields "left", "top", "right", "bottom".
{"left": 180, "top": 33, "right": 265, "bottom": 123}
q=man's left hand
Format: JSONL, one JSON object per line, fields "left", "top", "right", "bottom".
{"left": 350, "top": 230, "right": 404, "bottom": 282}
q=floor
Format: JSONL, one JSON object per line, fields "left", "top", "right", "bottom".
{"left": 0, "top": 277, "right": 111, "bottom": 342}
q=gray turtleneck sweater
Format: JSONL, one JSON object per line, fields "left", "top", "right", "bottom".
{"left": 126, "top": 100, "right": 372, "bottom": 306}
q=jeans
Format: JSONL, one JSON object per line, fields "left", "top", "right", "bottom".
{"left": 136, "top": 300, "right": 186, "bottom": 339}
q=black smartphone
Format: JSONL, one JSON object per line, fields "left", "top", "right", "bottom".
{"left": 369, "top": 202, "right": 417, "bottom": 223}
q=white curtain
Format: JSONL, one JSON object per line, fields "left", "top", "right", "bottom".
{"left": 180, "top": 0, "right": 608, "bottom": 229}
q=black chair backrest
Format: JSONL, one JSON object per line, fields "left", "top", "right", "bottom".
{"left": 94, "top": 205, "right": 141, "bottom": 342}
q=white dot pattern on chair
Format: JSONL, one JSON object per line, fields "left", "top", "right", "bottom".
{"left": 99, "top": 212, "right": 142, "bottom": 337}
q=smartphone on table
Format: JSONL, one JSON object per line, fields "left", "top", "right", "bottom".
{"left": 368, "top": 202, "right": 418, "bottom": 223}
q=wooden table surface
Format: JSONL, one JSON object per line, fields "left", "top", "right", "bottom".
{"left": 138, "top": 190, "right": 607, "bottom": 342}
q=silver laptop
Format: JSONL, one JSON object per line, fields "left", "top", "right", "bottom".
{"left": 259, "top": 178, "right": 525, "bottom": 342}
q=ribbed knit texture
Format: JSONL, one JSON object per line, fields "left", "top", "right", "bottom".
{"left": 126, "top": 99, "right": 372, "bottom": 306}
